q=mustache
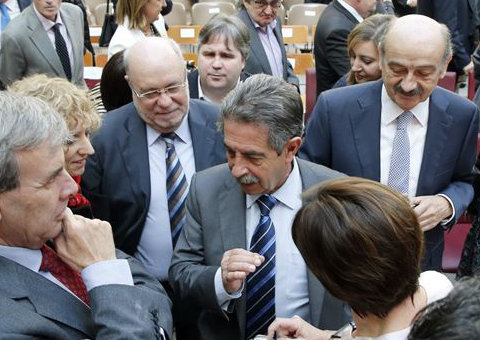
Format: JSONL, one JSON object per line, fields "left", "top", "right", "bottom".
{"left": 238, "top": 174, "right": 259, "bottom": 185}
{"left": 394, "top": 84, "right": 424, "bottom": 96}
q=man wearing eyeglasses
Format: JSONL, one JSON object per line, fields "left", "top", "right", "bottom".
{"left": 237, "top": 0, "right": 299, "bottom": 88}
{"left": 81, "top": 37, "right": 226, "bottom": 339}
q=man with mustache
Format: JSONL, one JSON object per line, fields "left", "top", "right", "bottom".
{"left": 169, "top": 74, "right": 350, "bottom": 340}
{"left": 300, "top": 14, "right": 479, "bottom": 271}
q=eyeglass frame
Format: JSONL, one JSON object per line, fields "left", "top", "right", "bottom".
{"left": 251, "top": 0, "right": 282, "bottom": 10}
{"left": 129, "top": 71, "right": 188, "bottom": 100}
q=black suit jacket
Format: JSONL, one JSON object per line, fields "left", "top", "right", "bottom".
{"left": 314, "top": 0, "right": 359, "bottom": 95}
{"left": 82, "top": 100, "right": 226, "bottom": 255}
{"left": 17, "top": 0, "right": 31, "bottom": 11}
{"left": 187, "top": 69, "right": 251, "bottom": 99}
{"left": 417, "top": 0, "right": 471, "bottom": 72}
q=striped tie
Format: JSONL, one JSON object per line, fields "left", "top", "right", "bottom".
{"left": 162, "top": 133, "right": 188, "bottom": 247}
{"left": 52, "top": 23, "right": 72, "bottom": 81}
{"left": 387, "top": 111, "right": 413, "bottom": 195}
{"left": 246, "top": 194, "right": 277, "bottom": 339}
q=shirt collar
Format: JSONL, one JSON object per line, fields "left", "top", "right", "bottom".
{"left": 33, "top": 3, "right": 63, "bottom": 31}
{"left": 337, "top": 0, "right": 363, "bottom": 23}
{"left": 146, "top": 112, "right": 190, "bottom": 147}
{"left": 0, "top": 245, "right": 42, "bottom": 272}
{"left": 381, "top": 83, "right": 429, "bottom": 127}
{"left": 246, "top": 157, "right": 301, "bottom": 210}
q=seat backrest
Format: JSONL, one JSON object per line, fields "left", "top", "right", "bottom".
{"left": 94, "top": 3, "right": 114, "bottom": 27}
{"left": 164, "top": 2, "right": 188, "bottom": 26}
{"left": 199, "top": 0, "right": 236, "bottom": 4}
{"left": 283, "top": 0, "right": 303, "bottom": 11}
{"left": 191, "top": 2, "right": 236, "bottom": 25}
{"left": 437, "top": 71, "right": 457, "bottom": 93}
{"left": 168, "top": 25, "right": 202, "bottom": 45}
{"left": 287, "top": 3, "right": 326, "bottom": 31}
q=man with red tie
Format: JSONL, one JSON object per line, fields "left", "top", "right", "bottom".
{"left": 0, "top": 92, "right": 172, "bottom": 339}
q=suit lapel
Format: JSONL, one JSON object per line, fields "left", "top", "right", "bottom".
{"left": 25, "top": 6, "right": 65, "bottom": 77}
{"left": 416, "top": 89, "right": 453, "bottom": 196}
{"left": 350, "top": 82, "right": 382, "bottom": 181}
{"left": 189, "top": 102, "right": 218, "bottom": 171}
{"left": 60, "top": 6, "right": 81, "bottom": 74}
{"left": 0, "top": 256, "right": 93, "bottom": 336}
{"left": 119, "top": 105, "right": 150, "bottom": 208}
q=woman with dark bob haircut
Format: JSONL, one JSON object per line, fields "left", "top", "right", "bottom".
{"left": 268, "top": 178, "right": 452, "bottom": 340}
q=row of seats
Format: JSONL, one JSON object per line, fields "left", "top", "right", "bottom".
{"left": 165, "top": 2, "right": 326, "bottom": 28}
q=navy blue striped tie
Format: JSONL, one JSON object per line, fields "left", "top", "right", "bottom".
{"left": 162, "top": 133, "right": 188, "bottom": 247}
{"left": 52, "top": 24, "right": 72, "bottom": 81}
{"left": 246, "top": 194, "right": 277, "bottom": 339}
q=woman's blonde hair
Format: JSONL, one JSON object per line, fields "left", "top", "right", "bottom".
{"left": 8, "top": 74, "right": 101, "bottom": 133}
{"left": 116, "top": 0, "right": 150, "bottom": 30}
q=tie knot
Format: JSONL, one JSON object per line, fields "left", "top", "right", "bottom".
{"left": 40, "top": 245, "right": 59, "bottom": 272}
{"left": 396, "top": 111, "right": 413, "bottom": 130}
{"left": 257, "top": 195, "right": 277, "bottom": 216}
{"left": 161, "top": 132, "right": 176, "bottom": 146}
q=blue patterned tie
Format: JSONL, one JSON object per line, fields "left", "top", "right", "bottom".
{"left": 246, "top": 194, "right": 277, "bottom": 339}
{"left": 162, "top": 133, "right": 188, "bottom": 247}
{"left": 52, "top": 23, "right": 72, "bottom": 81}
{"left": 387, "top": 111, "right": 413, "bottom": 194}
{"left": 0, "top": 3, "right": 10, "bottom": 31}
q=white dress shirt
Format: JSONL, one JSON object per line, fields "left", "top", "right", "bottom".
{"left": 0, "top": 245, "right": 133, "bottom": 302}
{"left": 33, "top": 3, "right": 74, "bottom": 70}
{"left": 337, "top": 0, "right": 364, "bottom": 23}
{"left": 380, "top": 85, "right": 454, "bottom": 222}
{"left": 4, "top": 0, "right": 20, "bottom": 20}
{"left": 134, "top": 115, "right": 196, "bottom": 280}
{"left": 214, "top": 158, "right": 311, "bottom": 323}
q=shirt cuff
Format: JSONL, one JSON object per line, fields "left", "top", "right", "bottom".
{"left": 214, "top": 267, "right": 243, "bottom": 311}
{"left": 81, "top": 259, "right": 134, "bottom": 291}
{"left": 437, "top": 194, "right": 455, "bottom": 226}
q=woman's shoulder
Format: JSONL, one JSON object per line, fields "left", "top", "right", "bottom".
{"left": 419, "top": 271, "right": 453, "bottom": 304}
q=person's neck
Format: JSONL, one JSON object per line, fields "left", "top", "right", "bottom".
{"left": 199, "top": 80, "right": 231, "bottom": 104}
{"left": 352, "top": 287, "right": 426, "bottom": 338}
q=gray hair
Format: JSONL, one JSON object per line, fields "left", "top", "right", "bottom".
{"left": 380, "top": 20, "right": 452, "bottom": 66}
{"left": 198, "top": 14, "right": 250, "bottom": 60}
{"left": 218, "top": 74, "right": 304, "bottom": 154}
{"left": 0, "top": 93, "right": 68, "bottom": 192}
{"left": 123, "top": 37, "right": 184, "bottom": 75}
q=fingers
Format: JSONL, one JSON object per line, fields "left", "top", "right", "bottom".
{"left": 413, "top": 195, "right": 452, "bottom": 232}
{"left": 221, "top": 249, "right": 264, "bottom": 294}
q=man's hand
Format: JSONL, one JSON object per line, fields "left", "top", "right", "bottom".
{"left": 464, "top": 61, "right": 474, "bottom": 74}
{"left": 412, "top": 195, "right": 453, "bottom": 232}
{"left": 221, "top": 248, "right": 263, "bottom": 294}
{"left": 267, "top": 316, "right": 334, "bottom": 340}
{"left": 407, "top": 0, "right": 417, "bottom": 7}
{"left": 54, "top": 208, "right": 116, "bottom": 272}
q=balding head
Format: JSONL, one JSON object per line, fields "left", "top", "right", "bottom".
{"left": 124, "top": 37, "right": 190, "bottom": 134}
{"left": 379, "top": 15, "right": 452, "bottom": 111}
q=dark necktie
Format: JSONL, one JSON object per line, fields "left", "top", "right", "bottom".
{"left": 40, "top": 245, "right": 89, "bottom": 306}
{"left": 162, "top": 133, "right": 188, "bottom": 247}
{"left": 387, "top": 111, "right": 414, "bottom": 195}
{"left": 0, "top": 3, "right": 10, "bottom": 31}
{"left": 52, "top": 23, "right": 72, "bottom": 81}
{"left": 246, "top": 194, "right": 277, "bottom": 339}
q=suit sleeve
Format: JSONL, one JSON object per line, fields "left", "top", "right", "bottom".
{"left": 0, "top": 31, "right": 26, "bottom": 86}
{"left": 169, "top": 174, "right": 229, "bottom": 318}
{"left": 439, "top": 105, "right": 479, "bottom": 225}
{"left": 298, "top": 94, "right": 332, "bottom": 167}
{"left": 90, "top": 250, "right": 173, "bottom": 340}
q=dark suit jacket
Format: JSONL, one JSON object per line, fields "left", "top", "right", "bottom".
{"left": 17, "top": 0, "right": 31, "bottom": 11}
{"left": 0, "top": 3, "right": 85, "bottom": 87}
{"left": 0, "top": 250, "right": 172, "bottom": 339}
{"left": 299, "top": 80, "right": 479, "bottom": 270}
{"left": 237, "top": 8, "right": 299, "bottom": 87}
{"left": 392, "top": 0, "right": 416, "bottom": 16}
{"left": 314, "top": 0, "right": 359, "bottom": 95}
{"left": 169, "top": 160, "right": 350, "bottom": 340}
{"left": 417, "top": 0, "right": 471, "bottom": 72}
{"left": 187, "top": 68, "right": 251, "bottom": 99}
{"left": 82, "top": 100, "right": 226, "bottom": 255}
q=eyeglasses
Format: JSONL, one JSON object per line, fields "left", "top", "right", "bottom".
{"left": 131, "top": 82, "right": 187, "bottom": 100}
{"left": 252, "top": 0, "right": 282, "bottom": 10}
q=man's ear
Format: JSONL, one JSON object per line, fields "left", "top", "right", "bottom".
{"left": 439, "top": 55, "right": 453, "bottom": 79}
{"left": 284, "top": 137, "right": 302, "bottom": 162}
